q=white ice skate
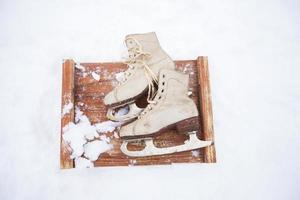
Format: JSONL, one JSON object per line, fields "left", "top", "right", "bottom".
{"left": 104, "top": 32, "right": 175, "bottom": 122}
{"left": 119, "top": 69, "right": 212, "bottom": 157}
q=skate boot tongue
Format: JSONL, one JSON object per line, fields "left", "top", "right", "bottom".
{"left": 103, "top": 32, "right": 176, "bottom": 109}
{"left": 121, "top": 36, "right": 158, "bottom": 103}
{"left": 124, "top": 36, "right": 152, "bottom": 62}
{"left": 124, "top": 32, "right": 161, "bottom": 61}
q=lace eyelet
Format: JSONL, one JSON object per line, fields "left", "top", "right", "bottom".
{"left": 162, "top": 82, "right": 165, "bottom": 85}
{"left": 162, "top": 74, "right": 165, "bottom": 78}
{"left": 128, "top": 40, "right": 133, "bottom": 44}
{"left": 161, "top": 89, "right": 164, "bottom": 93}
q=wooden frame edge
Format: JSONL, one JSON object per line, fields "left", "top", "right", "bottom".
{"left": 60, "top": 59, "right": 75, "bottom": 169}
{"left": 59, "top": 57, "right": 216, "bottom": 168}
{"left": 197, "top": 56, "right": 217, "bottom": 163}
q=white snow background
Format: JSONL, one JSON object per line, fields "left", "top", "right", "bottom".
{"left": 0, "top": 0, "right": 299, "bottom": 199}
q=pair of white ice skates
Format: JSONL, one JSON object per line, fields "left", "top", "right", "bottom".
{"left": 104, "top": 32, "right": 212, "bottom": 157}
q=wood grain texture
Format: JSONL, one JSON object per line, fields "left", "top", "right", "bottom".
{"left": 60, "top": 60, "right": 75, "bottom": 169}
{"left": 60, "top": 57, "right": 216, "bottom": 168}
{"left": 197, "top": 57, "right": 216, "bottom": 163}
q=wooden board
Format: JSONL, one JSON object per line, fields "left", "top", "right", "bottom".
{"left": 60, "top": 57, "right": 216, "bottom": 169}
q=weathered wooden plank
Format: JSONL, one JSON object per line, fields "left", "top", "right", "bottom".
{"left": 60, "top": 59, "right": 75, "bottom": 169}
{"left": 60, "top": 57, "right": 216, "bottom": 168}
{"left": 197, "top": 57, "right": 216, "bottom": 163}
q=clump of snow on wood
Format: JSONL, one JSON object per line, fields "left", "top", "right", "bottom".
{"left": 129, "top": 159, "right": 137, "bottom": 166}
{"left": 182, "top": 63, "right": 192, "bottom": 74}
{"left": 100, "top": 134, "right": 110, "bottom": 143}
{"left": 75, "top": 157, "right": 94, "bottom": 169}
{"left": 95, "top": 120, "right": 122, "bottom": 133}
{"left": 63, "top": 107, "right": 122, "bottom": 168}
{"left": 75, "top": 107, "right": 85, "bottom": 123}
{"left": 62, "top": 102, "right": 73, "bottom": 116}
{"left": 75, "top": 63, "right": 86, "bottom": 71}
{"left": 115, "top": 72, "right": 125, "bottom": 82}
{"left": 84, "top": 140, "right": 113, "bottom": 161}
{"left": 62, "top": 115, "right": 99, "bottom": 158}
{"left": 191, "top": 150, "right": 200, "bottom": 157}
{"left": 187, "top": 91, "right": 193, "bottom": 96}
{"left": 91, "top": 72, "right": 100, "bottom": 81}
{"left": 63, "top": 123, "right": 87, "bottom": 158}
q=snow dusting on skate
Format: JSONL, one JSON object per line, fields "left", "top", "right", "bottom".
{"left": 63, "top": 107, "right": 121, "bottom": 168}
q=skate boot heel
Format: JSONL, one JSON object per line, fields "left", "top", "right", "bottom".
{"left": 175, "top": 116, "right": 200, "bottom": 133}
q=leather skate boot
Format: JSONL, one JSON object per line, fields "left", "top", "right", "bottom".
{"left": 119, "top": 69, "right": 212, "bottom": 157}
{"left": 104, "top": 32, "right": 175, "bottom": 122}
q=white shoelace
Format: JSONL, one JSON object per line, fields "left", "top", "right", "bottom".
{"left": 120, "top": 37, "right": 158, "bottom": 104}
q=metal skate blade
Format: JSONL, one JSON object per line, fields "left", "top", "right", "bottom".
{"left": 120, "top": 132, "right": 212, "bottom": 157}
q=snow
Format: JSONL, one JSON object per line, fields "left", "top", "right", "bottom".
{"left": 115, "top": 72, "right": 125, "bottom": 82}
{"left": 62, "top": 102, "right": 73, "bottom": 116}
{"left": 91, "top": 72, "right": 100, "bottom": 81}
{"left": 84, "top": 140, "right": 113, "bottom": 161}
{"left": 191, "top": 150, "right": 200, "bottom": 157}
{"left": 129, "top": 159, "right": 137, "bottom": 166}
{"left": 75, "top": 157, "right": 94, "bottom": 169}
{"left": 114, "top": 105, "right": 130, "bottom": 117}
{"left": 1, "top": 0, "right": 300, "bottom": 200}
{"left": 95, "top": 120, "right": 123, "bottom": 133}
{"left": 63, "top": 122, "right": 87, "bottom": 158}
{"left": 63, "top": 107, "right": 116, "bottom": 162}
{"left": 75, "top": 63, "right": 86, "bottom": 71}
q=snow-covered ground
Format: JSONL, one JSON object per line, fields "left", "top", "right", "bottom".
{"left": 1, "top": 0, "right": 299, "bottom": 199}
